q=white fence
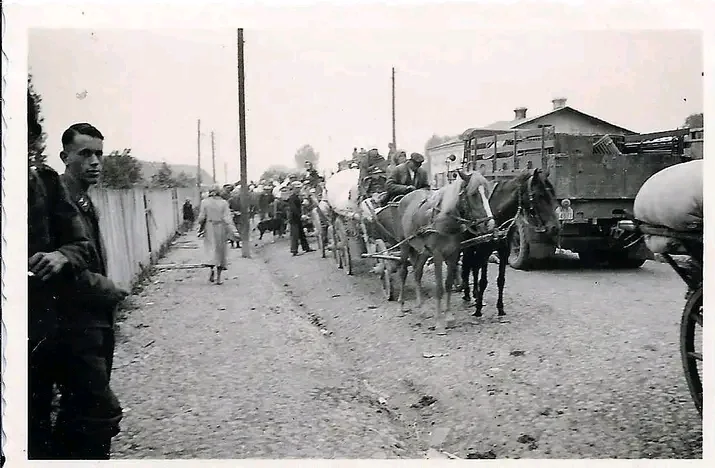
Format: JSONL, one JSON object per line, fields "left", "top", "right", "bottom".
{"left": 88, "top": 186, "right": 200, "bottom": 290}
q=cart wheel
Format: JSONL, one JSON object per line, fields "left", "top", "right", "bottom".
{"left": 312, "top": 208, "right": 326, "bottom": 258}
{"left": 375, "top": 239, "right": 394, "bottom": 301}
{"left": 334, "top": 217, "right": 353, "bottom": 275}
{"left": 680, "top": 286, "right": 703, "bottom": 417}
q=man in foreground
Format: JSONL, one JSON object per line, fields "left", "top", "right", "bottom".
{"left": 28, "top": 161, "right": 95, "bottom": 459}
{"left": 56, "top": 122, "right": 128, "bottom": 459}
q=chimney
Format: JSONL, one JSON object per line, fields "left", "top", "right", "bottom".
{"left": 514, "top": 107, "right": 527, "bottom": 120}
{"left": 552, "top": 97, "right": 567, "bottom": 110}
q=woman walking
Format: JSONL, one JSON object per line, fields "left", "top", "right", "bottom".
{"left": 196, "top": 186, "right": 239, "bottom": 285}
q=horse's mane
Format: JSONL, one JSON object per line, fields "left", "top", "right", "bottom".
{"left": 438, "top": 178, "right": 464, "bottom": 213}
{"left": 438, "top": 172, "right": 493, "bottom": 213}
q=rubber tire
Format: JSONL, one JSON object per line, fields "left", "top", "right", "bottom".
{"left": 508, "top": 220, "right": 532, "bottom": 270}
{"left": 680, "top": 287, "right": 703, "bottom": 417}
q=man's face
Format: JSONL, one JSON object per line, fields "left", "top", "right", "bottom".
{"left": 408, "top": 159, "right": 421, "bottom": 171}
{"left": 397, "top": 152, "right": 407, "bottom": 164}
{"left": 61, "top": 133, "right": 104, "bottom": 186}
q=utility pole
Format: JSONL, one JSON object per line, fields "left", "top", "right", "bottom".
{"left": 197, "top": 119, "right": 202, "bottom": 191}
{"left": 237, "top": 28, "right": 250, "bottom": 258}
{"left": 224, "top": 161, "right": 228, "bottom": 184}
{"left": 392, "top": 67, "right": 396, "bottom": 150}
{"left": 211, "top": 131, "right": 216, "bottom": 184}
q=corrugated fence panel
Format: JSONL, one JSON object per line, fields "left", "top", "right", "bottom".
{"left": 88, "top": 187, "right": 185, "bottom": 290}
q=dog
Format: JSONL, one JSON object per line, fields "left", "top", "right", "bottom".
{"left": 255, "top": 217, "right": 287, "bottom": 240}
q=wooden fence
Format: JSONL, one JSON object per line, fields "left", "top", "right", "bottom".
{"left": 88, "top": 186, "right": 200, "bottom": 291}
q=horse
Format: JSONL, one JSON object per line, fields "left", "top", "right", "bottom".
{"left": 460, "top": 168, "right": 560, "bottom": 317}
{"left": 396, "top": 169, "right": 496, "bottom": 334}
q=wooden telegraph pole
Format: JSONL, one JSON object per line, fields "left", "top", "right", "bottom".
{"left": 197, "top": 119, "right": 202, "bottom": 190}
{"left": 392, "top": 67, "right": 396, "bottom": 150}
{"left": 224, "top": 162, "right": 228, "bottom": 184}
{"left": 237, "top": 28, "right": 250, "bottom": 258}
{"left": 211, "top": 131, "right": 217, "bottom": 183}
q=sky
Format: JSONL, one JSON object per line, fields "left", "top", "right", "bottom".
{"left": 28, "top": 28, "right": 703, "bottom": 182}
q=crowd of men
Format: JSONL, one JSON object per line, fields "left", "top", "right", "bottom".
{"left": 28, "top": 122, "right": 126, "bottom": 460}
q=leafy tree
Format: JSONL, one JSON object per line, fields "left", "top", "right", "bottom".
{"left": 684, "top": 113, "right": 703, "bottom": 128}
{"left": 259, "top": 164, "right": 300, "bottom": 183}
{"left": 174, "top": 171, "right": 196, "bottom": 188}
{"left": 100, "top": 148, "right": 144, "bottom": 189}
{"left": 424, "top": 134, "right": 460, "bottom": 150}
{"left": 28, "top": 74, "right": 47, "bottom": 166}
{"left": 294, "top": 144, "right": 319, "bottom": 169}
{"left": 150, "top": 162, "right": 178, "bottom": 188}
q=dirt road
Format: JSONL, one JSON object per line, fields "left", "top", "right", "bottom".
{"left": 110, "top": 230, "right": 701, "bottom": 459}
{"left": 259, "top": 235, "right": 702, "bottom": 459}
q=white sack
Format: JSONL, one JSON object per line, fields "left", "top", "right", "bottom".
{"left": 633, "top": 159, "right": 703, "bottom": 232}
{"left": 324, "top": 169, "right": 360, "bottom": 217}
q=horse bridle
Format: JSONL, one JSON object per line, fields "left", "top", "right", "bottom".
{"left": 452, "top": 184, "right": 495, "bottom": 236}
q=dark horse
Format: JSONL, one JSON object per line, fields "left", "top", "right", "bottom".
{"left": 396, "top": 169, "right": 496, "bottom": 334}
{"left": 461, "top": 168, "right": 560, "bottom": 317}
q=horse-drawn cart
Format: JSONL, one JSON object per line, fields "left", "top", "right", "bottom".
{"left": 315, "top": 167, "right": 514, "bottom": 301}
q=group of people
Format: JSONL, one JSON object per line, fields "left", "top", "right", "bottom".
{"left": 28, "top": 123, "right": 127, "bottom": 460}
{"left": 346, "top": 145, "right": 431, "bottom": 205}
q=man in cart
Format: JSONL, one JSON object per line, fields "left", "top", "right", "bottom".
{"left": 384, "top": 152, "right": 430, "bottom": 204}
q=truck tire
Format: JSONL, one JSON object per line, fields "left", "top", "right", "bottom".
{"left": 508, "top": 220, "right": 532, "bottom": 270}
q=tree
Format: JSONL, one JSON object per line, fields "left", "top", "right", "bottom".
{"left": 684, "top": 113, "right": 703, "bottom": 128}
{"left": 424, "top": 134, "right": 460, "bottom": 151}
{"left": 28, "top": 73, "right": 47, "bottom": 166}
{"left": 259, "top": 164, "right": 300, "bottom": 182}
{"left": 150, "top": 162, "right": 178, "bottom": 188}
{"left": 100, "top": 148, "right": 144, "bottom": 189}
{"left": 294, "top": 144, "right": 319, "bottom": 169}
{"left": 175, "top": 171, "right": 196, "bottom": 188}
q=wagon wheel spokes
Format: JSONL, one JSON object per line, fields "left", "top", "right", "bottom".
{"left": 680, "top": 287, "right": 703, "bottom": 416}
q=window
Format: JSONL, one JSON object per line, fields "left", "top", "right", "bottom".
{"left": 501, "top": 163, "right": 508, "bottom": 171}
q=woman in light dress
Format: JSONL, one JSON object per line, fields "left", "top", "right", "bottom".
{"left": 196, "top": 186, "right": 239, "bottom": 284}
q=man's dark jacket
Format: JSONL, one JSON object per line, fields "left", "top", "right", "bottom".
{"left": 57, "top": 174, "right": 126, "bottom": 329}
{"left": 28, "top": 165, "right": 95, "bottom": 342}
{"left": 287, "top": 193, "right": 303, "bottom": 224}
{"left": 385, "top": 162, "right": 430, "bottom": 200}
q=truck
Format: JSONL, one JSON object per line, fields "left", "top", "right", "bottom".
{"left": 459, "top": 126, "right": 692, "bottom": 269}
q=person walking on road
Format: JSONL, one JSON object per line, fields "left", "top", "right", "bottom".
{"left": 287, "top": 182, "right": 313, "bottom": 256}
{"left": 56, "top": 122, "right": 129, "bottom": 460}
{"left": 28, "top": 160, "right": 95, "bottom": 460}
{"left": 182, "top": 198, "right": 195, "bottom": 232}
{"left": 197, "top": 185, "right": 239, "bottom": 284}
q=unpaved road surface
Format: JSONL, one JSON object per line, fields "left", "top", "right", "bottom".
{"left": 110, "top": 230, "right": 702, "bottom": 459}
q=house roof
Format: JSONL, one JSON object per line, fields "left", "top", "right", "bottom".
{"left": 466, "top": 105, "right": 637, "bottom": 136}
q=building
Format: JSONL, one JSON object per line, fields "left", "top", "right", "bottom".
{"left": 424, "top": 138, "right": 463, "bottom": 187}
{"left": 426, "top": 98, "right": 638, "bottom": 187}
{"left": 684, "top": 127, "right": 703, "bottom": 159}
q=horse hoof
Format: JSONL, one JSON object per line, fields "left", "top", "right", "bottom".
{"left": 498, "top": 311, "right": 506, "bottom": 316}
{"left": 472, "top": 311, "right": 482, "bottom": 318}
{"left": 462, "top": 296, "right": 470, "bottom": 302}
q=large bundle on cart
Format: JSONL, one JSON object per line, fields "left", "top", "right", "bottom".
{"left": 634, "top": 159, "right": 703, "bottom": 254}
{"left": 324, "top": 168, "right": 361, "bottom": 218}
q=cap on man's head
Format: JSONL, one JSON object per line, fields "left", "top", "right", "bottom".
{"left": 408, "top": 152, "right": 425, "bottom": 164}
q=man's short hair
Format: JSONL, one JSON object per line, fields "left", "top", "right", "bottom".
{"left": 61, "top": 122, "right": 104, "bottom": 148}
